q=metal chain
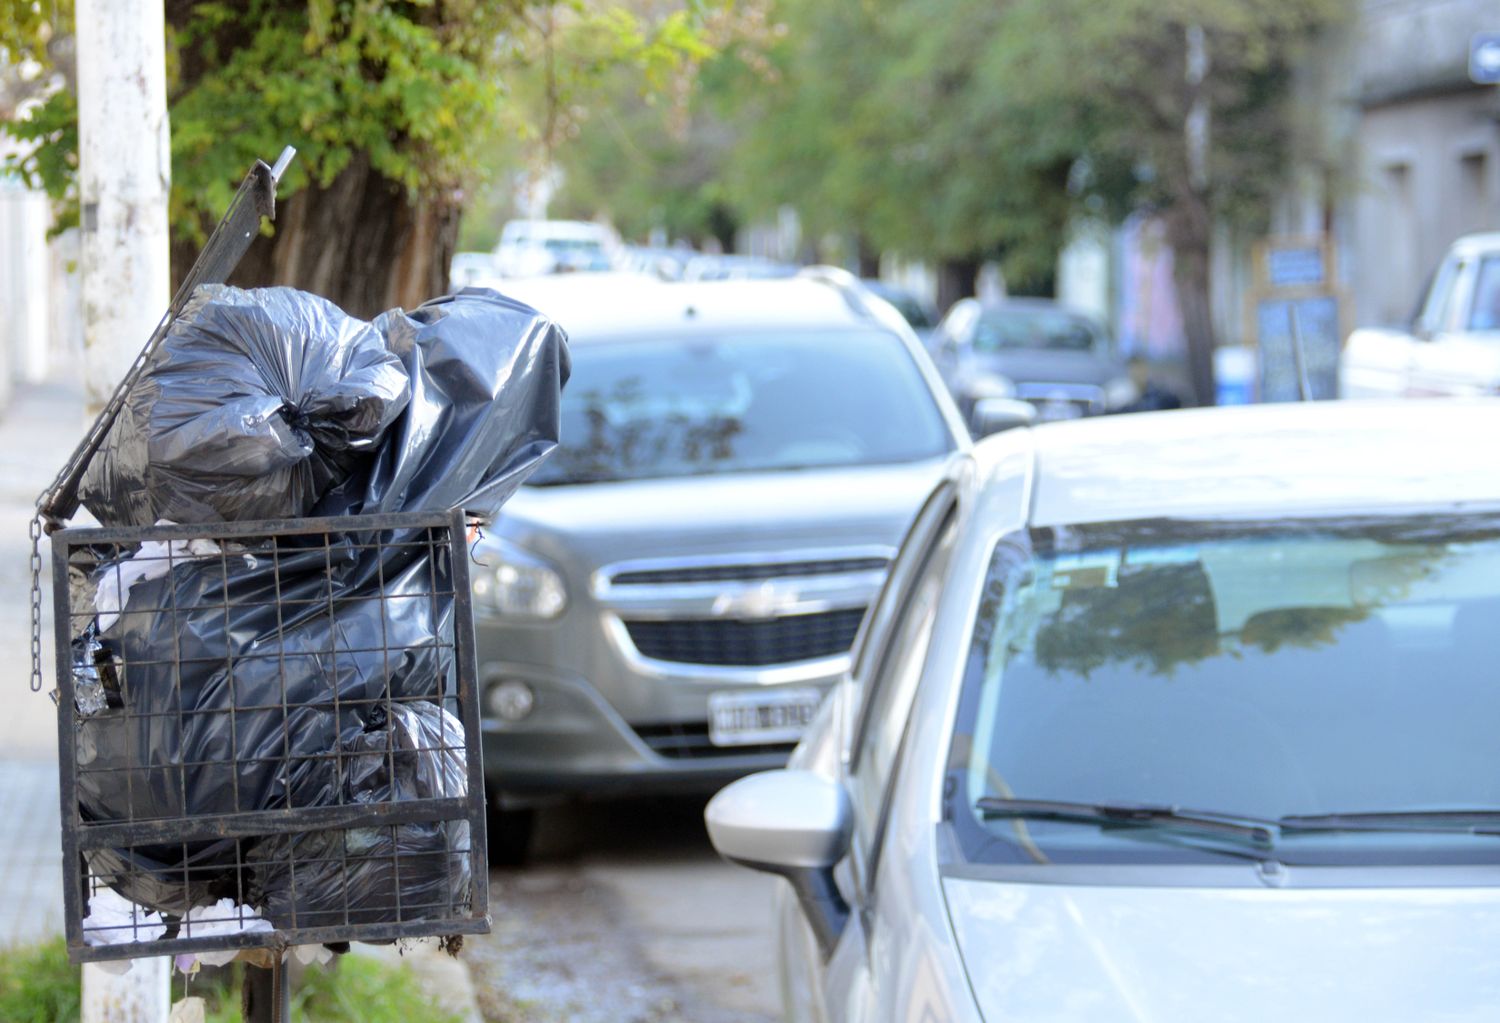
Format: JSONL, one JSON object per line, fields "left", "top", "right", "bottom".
{"left": 29, "top": 514, "right": 44, "bottom": 693}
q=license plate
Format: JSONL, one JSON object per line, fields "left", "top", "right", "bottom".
{"left": 708, "top": 688, "right": 822, "bottom": 747}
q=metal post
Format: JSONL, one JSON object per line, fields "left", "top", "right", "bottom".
{"left": 242, "top": 960, "right": 289, "bottom": 1023}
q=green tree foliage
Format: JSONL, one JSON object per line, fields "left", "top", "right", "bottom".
{"left": 1, "top": 0, "right": 729, "bottom": 312}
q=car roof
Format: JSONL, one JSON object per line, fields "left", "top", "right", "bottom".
{"left": 492, "top": 274, "right": 882, "bottom": 339}
{"left": 972, "top": 399, "right": 1500, "bottom": 528}
{"left": 1449, "top": 232, "right": 1500, "bottom": 258}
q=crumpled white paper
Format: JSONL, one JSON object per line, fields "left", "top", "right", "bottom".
{"left": 82, "top": 887, "right": 166, "bottom": 948}
{"left": 174, "top": 898, "right": 275, "bottom": 970}
{"left": 94, "top": 531, "right": 222, "bottom": 631}
{"left": 291, "top": 943, "right": 335, "bottom": 966}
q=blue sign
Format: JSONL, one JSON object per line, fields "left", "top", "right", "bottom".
{"left": 1473, "top": 33, "right": 1500, "bottom": 85}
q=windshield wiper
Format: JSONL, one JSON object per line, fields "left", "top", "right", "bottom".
{"left": 1279, "top": 810, "right": 1500, "bottom": 834}
{"left": 975, "top": 797, "right": 1278, "bottom": 848}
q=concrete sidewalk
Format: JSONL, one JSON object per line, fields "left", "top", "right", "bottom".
{"left": 0, "top": 379, "right": 87, "bottom": 947}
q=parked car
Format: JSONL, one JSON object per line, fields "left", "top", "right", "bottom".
{"left": 1341, "top": 232, "right": 1500, "bottom": 398}
{"left": 474, "top": 272, "right": 969, "bottom": 860}
{"left": 859, "top": 279, "right": 938, "bottom": 344}
{"left": 681, "top": 253, "right": 799, "bottom": 281}
{"left": 494, "top": 218, "right": 618, "bottom": 278}
{"left": 708, "top": 398, "right": 1500, "bottom": 1022}
{"left": 448, "top": 250, "right": 496, "bottom": 291}
{"left": 930, "top": 297, "right": 1137, "bottom": 434}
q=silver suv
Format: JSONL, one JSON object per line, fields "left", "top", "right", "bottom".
{"left": 473, "top": 271, "right": 968, "bottom": 858}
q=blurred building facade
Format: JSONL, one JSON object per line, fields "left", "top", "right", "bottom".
{"left": 1061, "top": 0, "right": 1499, "bottom": 372}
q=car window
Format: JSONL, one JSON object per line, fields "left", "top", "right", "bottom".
{"left": 527, "top": 329, "right": 954, "bottom": 485}
{"left": 947, "top": 512, "right": 1500, "bottom": 868}
{"left": 849, "top": 504, "right": 957, "bottom": 873}
{"left": 1415, "top": 257, "right": 1460, "bottom": 334}
{"left": 1468, "top": 257, "right": 1500, "bottom": 331}
{"left": 973, "top": 308, "right": 1101, "bottom": 353}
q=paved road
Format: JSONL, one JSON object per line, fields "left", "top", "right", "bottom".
{"left": 468, "top": 795, "right": 781, "bottom": 1023}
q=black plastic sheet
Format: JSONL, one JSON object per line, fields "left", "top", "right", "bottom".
{"left": 249, "top": 702, "right": 471, "bottom": 929}
{"left": 80, "top": 285, "right": 410, "bottom": 526}
{"left": 315, "top": 287, "right": 571, "bottom": 520}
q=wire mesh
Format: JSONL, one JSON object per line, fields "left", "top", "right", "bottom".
{"left": 53, "top": 510, "right": 489, "bottom": 963}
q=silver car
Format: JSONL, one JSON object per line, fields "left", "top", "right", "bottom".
{"left": 709, "top": 398, "right": 1500, "bottom": 1021}
{"left": 473, "top": 272, "right": 968, "bottom": 859}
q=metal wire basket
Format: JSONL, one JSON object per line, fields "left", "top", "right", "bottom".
{"left": 52, "top": 510, "right": 489, "bottom": 963}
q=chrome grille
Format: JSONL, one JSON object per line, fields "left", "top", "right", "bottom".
{"left": 610, "top": 556, "right": 889, "bottom": 586}
{"left": 623, "top": 607, "right": 866, "bottom": 666}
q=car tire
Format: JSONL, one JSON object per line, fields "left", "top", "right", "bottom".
{"left": 485, "top": 794, "right": 537, "bottom": 867}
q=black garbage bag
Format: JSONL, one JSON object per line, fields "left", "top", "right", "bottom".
{"left": 80, "top": 285, "right": 410, "bottom": 526}
{"left": 314, "top": 287, "right": 571, "bottom": 520}
{"left": 248, "top": 701, "right": 471, "bottom": 929}
{"left": 74, "top": 530, "right": 455, "bottom": 834}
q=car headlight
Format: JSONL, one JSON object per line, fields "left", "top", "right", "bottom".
{"left": 967, "top": 372, "right": 1016, "bottom": 400}
{"left": 1104, "top": 376, "right": 1140, "bottom": 409}
{"left": 472, "top": 539, "right": 567, "bottom": 620}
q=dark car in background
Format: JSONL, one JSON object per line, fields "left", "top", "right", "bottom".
{"left": 473, "top": 272, "right": 968, "bottom": 860}
{"left": 860, "top": 279, "right": 939, "bottom": 344}
{"left": 931, "top": 297, "right": 1137, "bottom": 433}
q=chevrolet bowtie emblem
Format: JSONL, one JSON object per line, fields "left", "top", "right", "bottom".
{"left": 711, "top": 581, "right": 800, "bottom": 620}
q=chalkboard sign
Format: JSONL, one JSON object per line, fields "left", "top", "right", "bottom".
{"left": 1256, "top": 295, "right": 1340, "bottom": 402}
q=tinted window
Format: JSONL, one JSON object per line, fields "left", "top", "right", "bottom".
{"left": 947, "top": 514, "right": 1500, "bottom": 866}
{"left": 973, "top": 308, "right": 1101, "bottom": 352}
{"left": 529, "top": 329, "right": 953, "bottom": 485}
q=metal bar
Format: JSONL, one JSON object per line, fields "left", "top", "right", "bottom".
{"left": 55, "top": 511, "right": 455, "bottom": 546}
{"left": 53, "top": 535, "right": 86, "bottom": 953}
{"left": 448, "top": 509, "right": 491, "bottom": 889}
{"left": 74, "top": 797, "right": 474, "bottom": 849}
{"left": 242, "top": 957, "right": 288, "bottom": 1023}
{"left": 70, "top": 915, "right": 493, "bottom": 966}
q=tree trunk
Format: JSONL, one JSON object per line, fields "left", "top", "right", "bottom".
{"left": 1163, "top": 195, "right": 1216, "bottom": 407}
{"left": 936, "top": 255, "right": 981, "bottom": 317}
{"left": 855, "top": 235, "right": 880, "bottom": 279}
{"left": 172, "top": 153, "right": 461, "bottom": 319}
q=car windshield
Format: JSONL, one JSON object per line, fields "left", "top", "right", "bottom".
{"left": 973, "top": 308, "right": 1101, "bottom": 353}
{"left": 947, "top": 513, "right": 1500, "bottom": 866}
{"left": 527, "top": 328, "right": 953, "bottom": 485}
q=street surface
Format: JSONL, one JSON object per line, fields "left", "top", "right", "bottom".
{"left": 469, "top": 795, "right": 780, "bottom": 1023}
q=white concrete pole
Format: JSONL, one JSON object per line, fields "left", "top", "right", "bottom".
{"left": 76, "top": 0, "right": 172, "bottom": 413}
{"left": 74, "top": 0, "right": 172, "bottom": 1015}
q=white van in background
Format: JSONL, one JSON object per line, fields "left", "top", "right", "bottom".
{"left": 494, "top": 219, "right": 619, "bottom": 278}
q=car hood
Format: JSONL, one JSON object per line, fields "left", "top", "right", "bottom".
{"left": 944, "top": 877, "right": 1500, "bottom": 1022}
{"left": 971, "top": 349, "right": 1124, "bottom": 387}
{"left": 490, "top": 458, "right": 946, "bottom": 570}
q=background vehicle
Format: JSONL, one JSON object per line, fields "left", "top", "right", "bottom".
{"left": 930, "top": 297, "right": 1137, "bottom": 433}
{"left": 859, "top": 279, "right": 938, "bottom": 344}
{"left": 474, "top": 272, "right": 968, "bottom": 861}
{"left": 448, "top": 250, "right": 496, "bottom": 291}
{"left": 494, "top": 218, "right": 619, "bottom": 277}
{"left": 681, "top": 253, "right": 798, "bottom": 281}
{"left": 1341, "top": 232, "right": 1500, "bottom": 398}
{"left": 708, "top": 399, "right": 1500, "bottom": 1022}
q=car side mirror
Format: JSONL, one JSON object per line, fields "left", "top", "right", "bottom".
{"left": 705, "top": 770, "right": 851, "bottom": 957}
{"left": 970, "top": 397, "right": 1036, "bottom": 437}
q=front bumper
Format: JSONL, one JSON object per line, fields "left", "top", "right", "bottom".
{"left": 479, "top": 656, "right": 839, "bottom": 796}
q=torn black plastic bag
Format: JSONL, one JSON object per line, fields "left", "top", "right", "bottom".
{"left": 73, "top": 529, "right": 457, "bottom": 889}
{"left": 80, "top": 285, "right": 410, "bottom": 526}
{"left": 313, "top": 287, "right": 570, "bottom": 521}
{"left": 249, "top": 702, "right": 470, "bottom": 929}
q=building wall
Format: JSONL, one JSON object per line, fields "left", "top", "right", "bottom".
{"left": 1350, "top": 0, "right": 1500, "bottom": 326}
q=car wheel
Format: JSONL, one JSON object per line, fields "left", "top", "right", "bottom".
{"left": 485, "top": 793, "right": 537, "bottom": 867}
